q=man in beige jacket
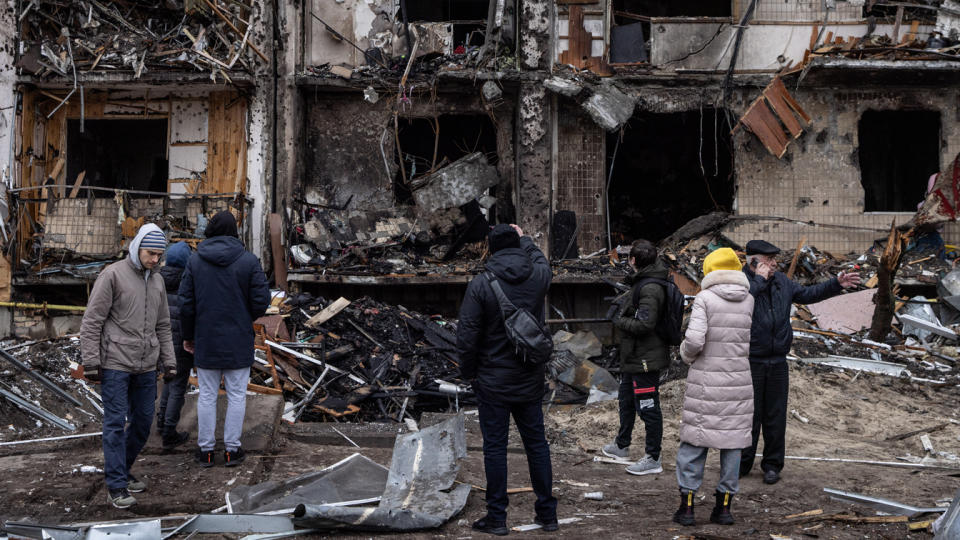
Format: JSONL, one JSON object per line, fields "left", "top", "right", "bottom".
{"left": 80, "top": 223, "right": 176, "bottom": 509}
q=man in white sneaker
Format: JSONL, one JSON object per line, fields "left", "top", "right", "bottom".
{"left": 602, "top": 239, "right": 668, "bottom": 476}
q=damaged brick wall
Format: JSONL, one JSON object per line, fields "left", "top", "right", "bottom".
{"left": 726, "top": 87, "right": 960, "bottom": 253}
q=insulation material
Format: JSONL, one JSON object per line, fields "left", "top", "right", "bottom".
{"left": 169, "top": 146, "right": 208, "bottom": 184}
{"left": 171, "top": 100, "right": 210, "bottom": 143}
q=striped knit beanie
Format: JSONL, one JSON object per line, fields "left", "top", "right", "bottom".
{"left": 140, "top": 229, "right": 168, "bottom": 251}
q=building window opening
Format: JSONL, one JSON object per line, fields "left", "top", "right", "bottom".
{"left": 66, "top": 119, "right": 169, "bottom": 195}
{"left": 402, "top": 0, "right": 490, "bottom": 49}
{"left": 607, "top": 109, "right": 734, "bottom": 244}
{"left": 858, "top": 110, "right": 940, "bottom": 213}
{"left": 392, "top": 114, "right": 499, "bottom": 204}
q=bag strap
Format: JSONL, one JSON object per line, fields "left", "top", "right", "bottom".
{"left": 484, "top": 272, "right": 517, "bottom": 321}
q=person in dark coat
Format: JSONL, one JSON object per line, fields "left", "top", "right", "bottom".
{"left": 156, "top": 241, "right": 194, "bottom": 450}
{"left": 457, "top": 224, "right": 558, "bottom": 536}
{"left": 179, "top": 211, "right": 270, "bottom": 468}
{"left": 602, "top": 239, "right": 668, "bottom": 476}
{"left": 739, "top": 239, "right": 860, "bottom": 485}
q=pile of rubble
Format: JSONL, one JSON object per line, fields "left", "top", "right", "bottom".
{"left": 18, "top": 0, "right": 265, "bottom": 80}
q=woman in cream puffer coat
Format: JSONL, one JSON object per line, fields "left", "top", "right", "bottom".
{"left": 672, "top": 247, "right": 754, "bottom": 528}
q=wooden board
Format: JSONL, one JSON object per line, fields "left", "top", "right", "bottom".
{"left": 207, "top": 91, "right": 247, "bottom": 194}
{"left": 306, "top": 297, "right": 351, "bottom": 328}
{"left": 740, "top": 99, "right": 788, "bottom": 158}
{"left": 69, "top": 171, "right": 86, "bottom": 198}
{"left": 269, "top": 213, "right": 287, "bottom": 291}
{"left": 764, "top": 83, "right": 803, "bottom": 138}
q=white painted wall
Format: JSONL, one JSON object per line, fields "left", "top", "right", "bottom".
{"left": 0, "top": 0, "right": 17, "bottom": 199}
{"left": 651, "top": 22, "right": 933, "bottom": 71}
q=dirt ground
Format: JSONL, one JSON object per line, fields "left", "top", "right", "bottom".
{"left": 1, "top": 361, "right": 957, "bottom": 539}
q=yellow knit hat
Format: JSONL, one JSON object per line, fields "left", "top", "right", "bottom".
{"left": 702, "top": 247, "right": 742, "bottom": 276}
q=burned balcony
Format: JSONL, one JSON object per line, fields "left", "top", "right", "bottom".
{"left": 16, "top": 0, "right": 267, "bottom": 82}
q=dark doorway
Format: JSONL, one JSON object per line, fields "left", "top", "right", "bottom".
{"left": 858, "top": 110, "right": 940, "bottom": 212}
{"left": 405, "top": 0, "right": 490, "bottom": 22}
{"left": 67, "top": 119, "right": 168, "bottom": 194}
{"left": 607, "top": 109, "right": 734, "bottom": 244}
{"left": 393, "top": 114, "right": 499, "bottom": 204}
{"left": 613, "top": 0, "right": 732, "bottom": 17}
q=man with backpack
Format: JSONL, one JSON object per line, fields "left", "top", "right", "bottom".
{"left": 457, "top": 223, "right": 558, "bottom": 536}
{"left": 602, "top": 239, "right": 682, "bottom": 476}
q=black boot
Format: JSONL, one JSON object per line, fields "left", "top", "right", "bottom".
{"left": 672, "top": 491, "right": 695, "bottom": 526}
{"left": 710, "top": 491, "right": 735, "bottom": 525}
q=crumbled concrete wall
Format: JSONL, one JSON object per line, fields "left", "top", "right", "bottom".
{"left": 0, "top": 1, "right": 16, "bottom": 202}
{"left": 516, "top": 81, "right": 552, "bottom": 253}
{"left": 726, "top": 87, "right": 960, "bottom": 253}
{"left": 521, "top": 0, "right": 552, "bottom": 70}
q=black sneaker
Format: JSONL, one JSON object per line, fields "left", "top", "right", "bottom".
{"left": 535, "top": 517, "right": 559, "bottom": 532}
{"left": 763, "top": 469, "right": 780, "bottom": 485}
{"left": 107, "top": 487, "right": 136, "bottom": 509}
{"left": 194, "top": 448, "right": 215, "bottom": 468}
{"left": 224, "top": 447, "right": 246, "bottom": 467}
{"left": 162, "top": 431, "right": 190, "bottom": 451}
{"left": 472, "top": 516, "right": 508, "bottom": 536}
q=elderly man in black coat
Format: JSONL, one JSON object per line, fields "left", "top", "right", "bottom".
{"left": 179, "top": 211, "right": 269, "bottom": 468}
{"left": 740, "top": 239, "right": 860, "bottom": 485}
{"left": 456, "top": 224, "right": 558, "bottom": 536}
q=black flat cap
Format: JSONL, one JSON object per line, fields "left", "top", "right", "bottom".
{"left": 745, "top": 239, "right": 780, "bottom": 255}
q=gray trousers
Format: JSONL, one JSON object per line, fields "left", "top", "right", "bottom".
{"left": 197, "top": 367, "right": 250, "bottom": 452}
{"left": 675, "top": 442, "right": 741, "bottom": 494}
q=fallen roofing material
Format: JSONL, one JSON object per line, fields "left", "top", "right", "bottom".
{"left": 227, "top": 453, "right": 389, "bottom": 514}
{"left": 292, "top": 414, "right": 470, "bottom": 532}
{"left": 735, "top": 76, "right": 811, "bottom": 158}
{"left": 824, "top": 488, "right": 947, "bottom": 519}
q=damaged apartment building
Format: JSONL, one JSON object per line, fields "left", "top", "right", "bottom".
{"left": 0, "top": 0, "right": 959, "bottom": 335}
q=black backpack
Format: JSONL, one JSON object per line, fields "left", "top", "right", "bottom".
{"left": 484, "top": 272, "right": 553, "bottom": 365}
{"left": 634, "top": 277, "right": 685, "bottom": 346}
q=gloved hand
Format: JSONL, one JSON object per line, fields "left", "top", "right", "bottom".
{"left": 162, "top": 366, "right": 177, "bottom": 382}
{"left": 84, "top": 365, "right": 100, "bottom": 383}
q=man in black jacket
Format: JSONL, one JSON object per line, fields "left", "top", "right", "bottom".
{"left": 156, "top": 241, "right": 194, "bottom": 450}
{"left": 180, "top": 211, "right": 270, "bottom": 468}
{"left": 740, "top": 239, "right": 860, "bottom": 484}
{"left": 457, "top": 224, "right": 558, "bottom": 536}
{"left": 602, "top": 239, "right": 668, "bottom": 476}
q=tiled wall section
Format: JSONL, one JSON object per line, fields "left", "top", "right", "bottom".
{"left": 726, "top": 87, "right": 960, "bottom": 255}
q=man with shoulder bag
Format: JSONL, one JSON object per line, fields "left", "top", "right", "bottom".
{"left": 457, "top": 224, "right": 558, "bottom": 536}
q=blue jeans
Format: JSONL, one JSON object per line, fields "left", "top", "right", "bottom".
{"left": 477, "top": 396, "right": 558, "bottom": 523}
{"left": 102, "top": 369, "right": 157, "bottom": 490}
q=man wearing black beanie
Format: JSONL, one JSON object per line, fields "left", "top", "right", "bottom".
{"left": 179, "top": 210, "right": 269, "bottom": 468}
{"left": 456, "top": 223, "right": 558, "bottom": 535}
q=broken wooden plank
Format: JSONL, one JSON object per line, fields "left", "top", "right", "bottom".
{"left": 769, "top": 77, "right": 811, "bottom": 124}
{"left": 785, "top": 509, "right": 823, "bottom": 519}
{"left": 202, "top": 0, "right": 269, "bottom": 62}
{"left": 786, "top": 236, "right": 806, "bottom": 279}
{"left": 68, "top": 171, "right": 86, "bottom": 198}
{"left": 747, "top": 99, "right": 789, "bottom": 158}
{"left": 306, "top": 297, "right": 351, "bottom": 328}
{"left": 884, "top": 421, "right": 949, "bottom": 441}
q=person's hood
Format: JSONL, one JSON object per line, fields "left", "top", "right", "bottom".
{"left": 165, "top": 241, "right": 192, "bottom": 268}
{"left": 128, "top": 223, "right": 165, "bottom": 275}
{"left": 701, "top": 269, "right": 751, "bottom": 301}
{"left": 624, "top": 259, "right": 669, "bottom": 285}
{"left": 484, "top": 247, "right": 533, "bottom": 284}
{"left": 197, "top": 235, "right": 246, "bottom": 267}
{"left": 160, "top": 265, "right": 184, "bottom": 293}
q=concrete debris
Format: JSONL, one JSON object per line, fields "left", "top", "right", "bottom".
{"left": 553, "top": 330, "right": 603, "bottom": 360}
{"left": 544, "top": 76, "right": 583, "bottom": 97}
{"left": 363, "top": 86, "right": 379, "bottom": 104}
{"left": 581, "top": 82, "right": 636, "bottom": 132}
{"left": 556, "top": 358, "right": 619, "bottom": 396}
{"left": 411, "top": 152, "right": 500, "bottom": 213}
{"left": 807, "top": 289, "right": 876, "bottom": 334}
{"left": 482, "top": 81, "right": 503, "bottom": 102}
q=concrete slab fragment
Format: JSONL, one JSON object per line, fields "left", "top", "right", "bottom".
{"left": 581, "top": 83, "right": 635, "bottom": 132}
{"left": 807, "top": 288, "right": 876, "bottom": 333}
{"left": 411, "top": 152, "right": 500, "bottom": 212}
{"left": 145, "top": 393, "right": 283, "bottom": 453}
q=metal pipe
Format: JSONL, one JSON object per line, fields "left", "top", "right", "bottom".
{"left": 0, "top": 349, "right": 84, "bottom": 407}
{"left": 0, "top": 301, "right": 86, "bottom": 311}
{"left": 0, "top": 386, "right": 76, "bottom": 430}
{"left": 0, "top": 431, "right": 99, "bottom": 447}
